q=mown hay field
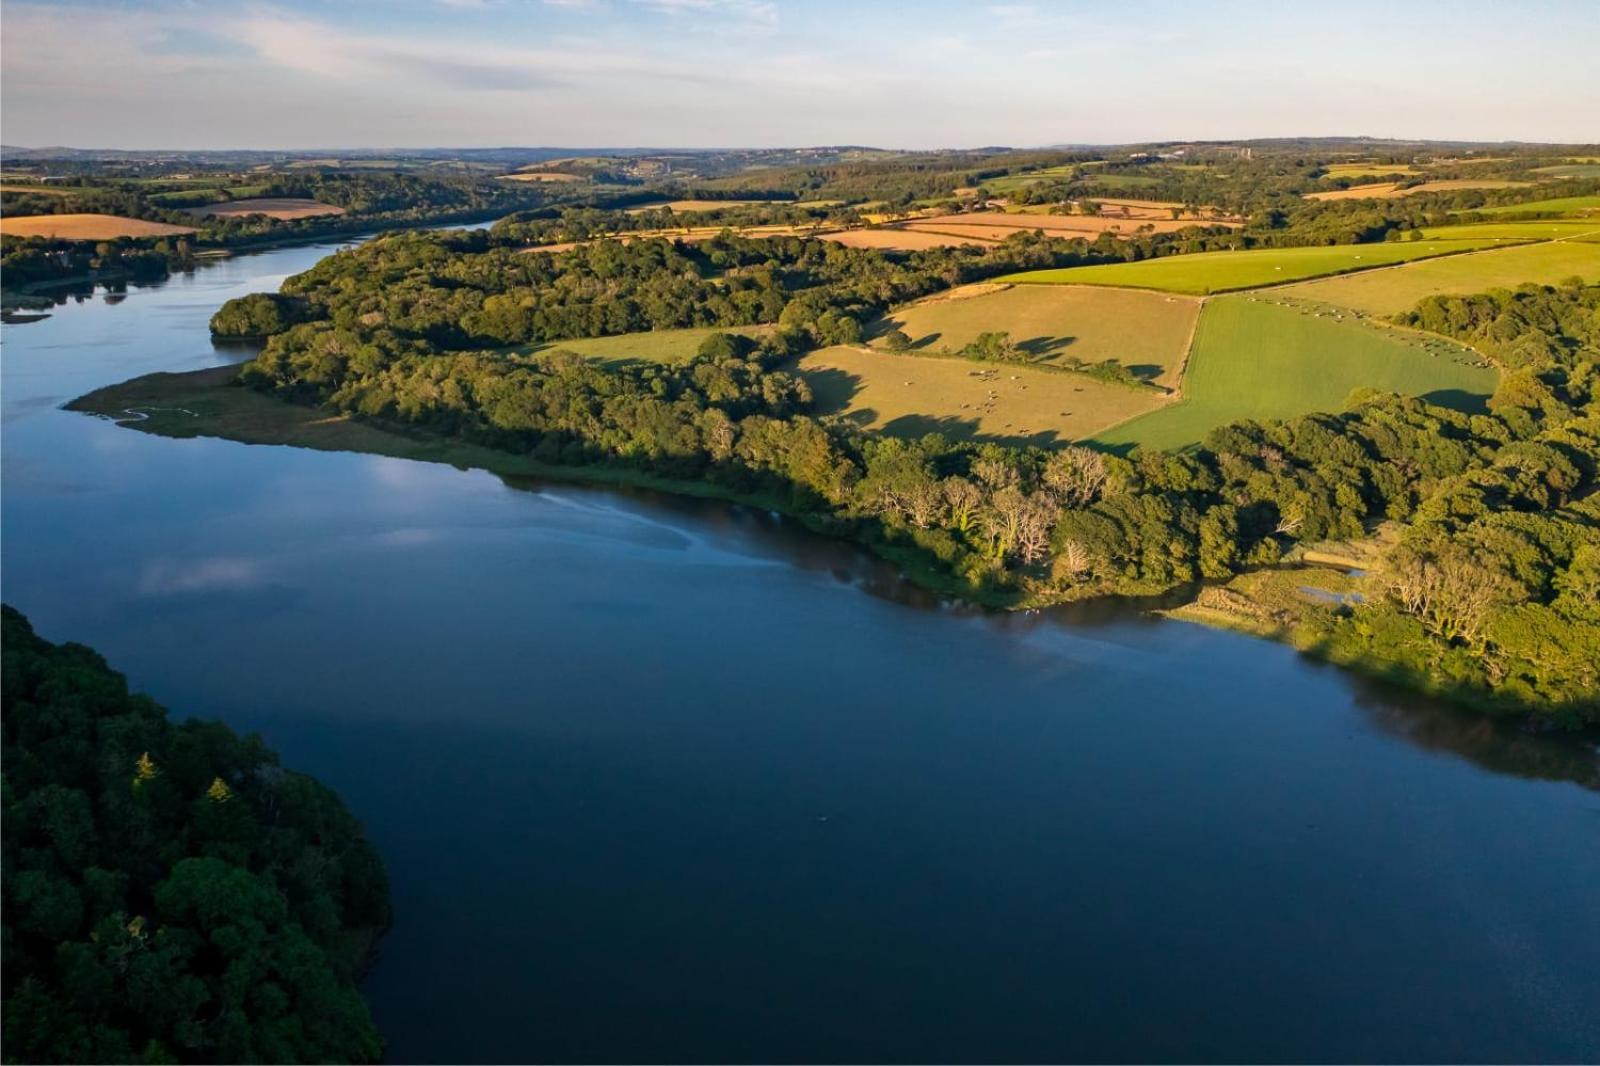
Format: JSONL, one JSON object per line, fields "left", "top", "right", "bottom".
{"left": 1305, "top": 179, "right": 1532, "bottom": 201}
{"left": 794, "top": 345, "right": 1166, "bottom": 447}
{"left": 499, "top": 172, "right": 584, "bottom": 183}
{"left": 185, "top": 198, "right": 344, "bottom": 220}
{"left": 1279, "top": 240, "right": 1600, "bottom": 315}
{"left": 996, "top": 239, "right": 1507, "bottom": 295}
{"left": 874, "top": 283, "right": 1199, "bottom": 387}
{"left": 1091, "top": 296, "right": 1497, "bottom": 452}
{"left": 0, "top": 213, "right": 196, "bottom": 239}
{"left": 819, "top": 228, "right": 987, "bottom": 250}
{"left": 519, "top": 325, "right": 772, "bottom": 367}
{"left": 914, "top": 211, "right": 1236, "bottom": 237}
{"left": 624, "top": 199, "right": 789, "bottom": 214}
{"left": 1322, "top": 163, "right": 1420, "bottom": 178}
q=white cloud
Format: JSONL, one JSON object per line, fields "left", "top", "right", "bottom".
{"left": 138, "top": 557, "right": 265, "bottom": 596}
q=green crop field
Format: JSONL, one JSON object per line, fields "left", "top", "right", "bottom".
{"left": 1416, "top": 221, "right": 1600, "bottom": 241}
{"left": 1469, "top": 195, "right": 1600, "bottom": 217}
{"left": 873, "top": 283, "right": 1199, "bottom": 388}
{"left": 1280, "top": 240, "right": 1600, "bottom": 315}
{"left": 996, "top": 239, "right": 1506, "bottom": 295}
{"left": 520, "top": 325, "right": 770, "bottom": 367}
{"left": 1090, "top": 296, "right": 1497, "bottom": 453}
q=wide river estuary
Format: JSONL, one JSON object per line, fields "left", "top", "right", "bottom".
{"left": 3, "top": 235, "right": 1598, "bottom": 1063}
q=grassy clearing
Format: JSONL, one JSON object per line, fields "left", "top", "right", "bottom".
{"left": 874, "top": 283, "right": 1198, "bottom": 387}
{"left": 997, "top": 239, "right": 1507, "bottom": 295}
{"left": 1416, "top": 220, "right": 1600, "bottom": 241}
{"left": 184, "top": 198, "right": 344, "bottom": 220}
{"left": 1280, "top": 240, "right": 1600, "bottom": 315}
{"left": 0, "top": 213, "right": 197, "bottom": 239}
{"left": 1469, "top": 195, "right": 1600, "bottom": 217}
{"left": 1091, "top": 295, "right": 1496, "bottom": 452}
{"left": 519, "top": 325, "right": 771, "bottom": 367}
{"left": 793, "top": 345, "right": 1166, "bottom": 447}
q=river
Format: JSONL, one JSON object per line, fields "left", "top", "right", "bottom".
{"left": 3, "top": 236, "right": 1598, "bottom": 1063}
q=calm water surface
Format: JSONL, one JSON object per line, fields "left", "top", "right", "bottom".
{"left": 3, "top": 239, "right": 1598, "bottom": 1064}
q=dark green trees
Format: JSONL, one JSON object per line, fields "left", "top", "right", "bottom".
{"left": 1, "top": 608, "right": 390, "bottom": 1063}
{"left": 209, "top": 293, "right": 309, "bottom": 338}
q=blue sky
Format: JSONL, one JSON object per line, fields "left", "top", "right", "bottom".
{"left": 3, "top": 0, "right": 1596, "bottom": 149}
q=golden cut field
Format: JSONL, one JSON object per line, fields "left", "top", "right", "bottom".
{"left": 498, "top": 172, "right": 584, "bottom": 183}
{"left": 1305, "top": 179, "right": 1533, "bottom": 201}
{"left": 875, "top": 283, "right": 1199, "bottom": 387}
{"left": 0, "top": 213, "right": 197, "bottom": 239}
{"left": 793, "top": 345, "right": 1168, "bottom": 447}
{"left": 185, "top": 198, "right": 344, "bottom": 220}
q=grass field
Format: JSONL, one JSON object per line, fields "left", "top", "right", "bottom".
{"left": 1469, "top": 195, "right": 1600, "bottom": 217}
{"left": 0, "top": 213, "right": 197, "bottom": 239}
{"left": 996, "top": 239, "right": 1506, "bottom": 295}
{"left": 519, "top": 325, "right": 772, "bottom": 367}
{"left": 1416, "top": 221, "right": 1600, "bottom": 241}
{"left": 874, "top": 283, "right": 1199, "bottom": 387}
{"left": 1090, "top": 296, "right": 1497, "bottom": 452}
{"left": 1280, "top": 240, "right": 1600, "bottom": 315}
{"left": 1531, "top": 164, "right": 1600, "bottom": 179}
{"left": 980, "top": 165, "right": 1081, "bottom": 194}
{"left": 184, "top": 198, "right": 344, "bottom": 220}
{"left": 794, "top": 345, "right": 1166, "bottom": 447}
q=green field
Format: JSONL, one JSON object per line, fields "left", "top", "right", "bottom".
{"left": 873, "top": 283, "right": 1199, "bottom": 387}
{"left": 1080, "top": 173, "right": 1163, "bottom": 190}
{"left": 520, "top": 325, "right": 771, "bottom": 367}
{"left": 1531, "top": 164, "right": 1600, "bottom": 179}
{"left": 1280, "top": 240, "right": 1600, "bottom": 315}
{"left": 1090, "top": 296, "right": 1497, "bottom": 452}
{"left": 982, "top": 165, "right": 1081, "bottom": 194}
{"left": 1416, "top": 221, "right": 1600, "bottom": 241}
{"left": 1469, "top": 195, "right": 1600, "bottom": 217}
{"left": 996, "top": 239, "right": 1506, "bottom": 295}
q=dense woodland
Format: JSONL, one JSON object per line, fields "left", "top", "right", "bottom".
{"left": 214, "top": 222, "right": 1600, "bottom": 723}
{"left": 0, "top": 608, "right": 390, "bottom": 1063}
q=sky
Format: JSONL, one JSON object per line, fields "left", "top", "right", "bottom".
{"left": 2, "top": 0, "right": 1597, "bottom": 150}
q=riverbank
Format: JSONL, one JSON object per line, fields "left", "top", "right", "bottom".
{"left": 67, "top": 363, "right": 1001, "bottom": 607}
{"left": 68, "top": 363, "right": 1592, "bottom": 726}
